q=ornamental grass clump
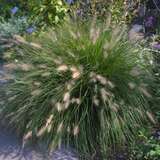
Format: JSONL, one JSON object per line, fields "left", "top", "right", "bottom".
{"left": 1, "top": 20, "right": 155, "bottom": 158}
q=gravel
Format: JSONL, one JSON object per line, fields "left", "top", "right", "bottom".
{"left": 0, "top": 127, "right": 79, "bottom": 160}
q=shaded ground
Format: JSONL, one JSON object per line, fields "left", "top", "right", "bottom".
{"left": 0, "top": 126, "right": 79, "bottom": 160}
{"left": 0, "top": 127, "right": 45, "bottom": 160}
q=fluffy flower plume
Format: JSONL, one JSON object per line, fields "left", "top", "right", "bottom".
{"left": 57, "top": 65, "right": 68, "bottom": 72}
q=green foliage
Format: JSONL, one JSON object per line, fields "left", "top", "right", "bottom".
{"left": 156, "top": 111, "right": 160, "bottom": 122}
{"left": 28, "top": 0, "right": 67, "bottom": 28}
{"left": 109, "top": 0, "right": 125, "bottom": 24}
{"left": 0, "top": 17, "right": 29, "bottom": 37}
{"left": 130, "top": 131, "right": 160, "bottom": 160}
{"left": 109, "top": 0, "right": 147, "bottom": 24}
{"left": 76, "top": 0, "right": 154, "bottom": 24}
{"left": 109, "top": 0, "right": 137, "bottom": 24}
{"left": 0, "top": 1, "right": 30, "bottom": 19}
{"left": 0, "top": 0, "right": 67, "bottom": 29}
{"left": 1, "top": 20, "right": 155, "bottom": 158}
{"left": 146, "top": 46, "right": 160, "bottom": 122}
{"left": 72, "top": 0, "right": 140, "bottom": 24}
{"left": 0, "top": 0, "right": 22, "bottom": 18}
{"left": 71, "top": 0, "right": 111, "bottom": 19}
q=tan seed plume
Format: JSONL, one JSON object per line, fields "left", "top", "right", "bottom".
{"left": 57, "top": 65, "right": 68, "bottom": 72}
{"left": 73, "top": 125, "right": 79, "bottom": 136}
{"left": 57, "top": 122, "right": 63, "bottom": 133}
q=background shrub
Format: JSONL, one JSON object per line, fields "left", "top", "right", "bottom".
{"left": 0, "top": 0, "right": 67, "bottom": 29}
{"left": 0, "top": 17, "right": 29, "bottom": 37}
{"left": 130, "top": 130, "right": 160, "bottom": 160}
{"left": 28, "top": 0, "right": 67, "bottom": 29}
{"left": 70, "top": 0, "right": 145, "bottom": 24}
{"left": 0, "top": 0, "right": 26, "bottom": 18}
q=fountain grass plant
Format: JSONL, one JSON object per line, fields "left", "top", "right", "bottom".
{"left": 0, "top": 19, "right": 156, "bottom": 158}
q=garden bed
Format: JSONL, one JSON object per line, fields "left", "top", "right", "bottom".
{"left": 0, "top": 1, "right": 160, "bottom": 160}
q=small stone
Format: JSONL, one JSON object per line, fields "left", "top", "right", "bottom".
{"left": 129, "top": 25, "right": 144, "bottom": 41}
